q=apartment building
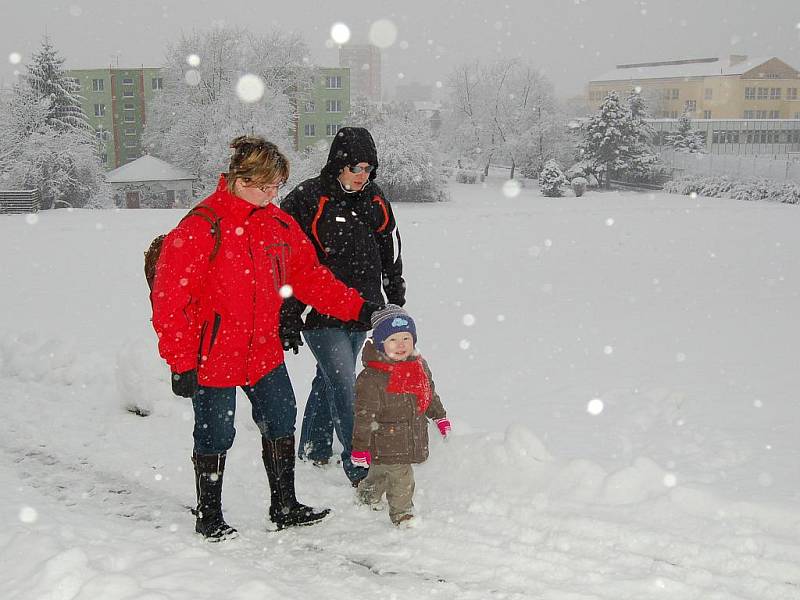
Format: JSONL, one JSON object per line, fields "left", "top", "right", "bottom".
{"left": 66, "top": 67, "right": 163, "bottom": 169}
{"left": 294, "top": 67, "right": 351, "bottom": 151}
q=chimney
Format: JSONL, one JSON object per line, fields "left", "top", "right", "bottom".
{"left": 729, "top": 54, "right": 748, "bottom": 66}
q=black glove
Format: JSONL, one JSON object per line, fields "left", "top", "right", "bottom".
{"left": 358, "top": 300, "right": 384, "bottom": 328}
{"left": 279, "top": 315, "right": 304, "bottom": 354}
{"left": 281, "top": 330, "right": 303, "bottom": 354}
{"left": 171, "top": 369, "right": 198, "bottom": 398}
{"left": 384, "top": 276, "right": 406, "bottom": 307}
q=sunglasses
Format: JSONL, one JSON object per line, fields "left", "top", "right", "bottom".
{"left": 348, "top": 164, "right": 375, "bottom": 175}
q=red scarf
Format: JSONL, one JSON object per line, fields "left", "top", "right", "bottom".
{"left": 366, "top": 357, "right": 432, "bottom": 414}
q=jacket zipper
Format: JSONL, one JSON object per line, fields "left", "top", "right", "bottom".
{"left": 245, "top": 232, "right": 257, "bottom": 385}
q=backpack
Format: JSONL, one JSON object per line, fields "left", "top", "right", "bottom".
{"left": 144, "top": 205, "right": 222, "bottom": 292}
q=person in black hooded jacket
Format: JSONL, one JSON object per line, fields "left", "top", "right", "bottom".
{"left": 279, "top": 127, "right": 405, "bottom": 485}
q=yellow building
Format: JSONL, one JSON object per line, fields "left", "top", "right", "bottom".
{"left": 588, "top": 55, "right": 800, "bottom": 120}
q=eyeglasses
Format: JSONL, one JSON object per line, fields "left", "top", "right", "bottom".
{"left": 348, "top": 164, "right": 375, "bottom": 175}
{"left": 249, "top": 179, "right": 286, "bottom": 192}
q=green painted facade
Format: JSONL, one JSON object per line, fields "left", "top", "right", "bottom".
{"left": 66, "top": 67, "right": 163, "bottom": 169}
{"left": 295, "top": 67, "right": 350, "bottom": 151}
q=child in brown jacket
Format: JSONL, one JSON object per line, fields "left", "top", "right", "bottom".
{"left": 351, "top": 305, "right": 450, "bottom": 526}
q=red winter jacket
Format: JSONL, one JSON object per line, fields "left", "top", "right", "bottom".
{"left": 151, "top": 176, "right": 365, "bottom": 387}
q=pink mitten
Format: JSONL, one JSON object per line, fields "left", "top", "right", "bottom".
{"left": 435, "top": 418, "right": 451, "bottom": 438}
{"left": 351, "top": 450, "right": 371, "bottom": 467}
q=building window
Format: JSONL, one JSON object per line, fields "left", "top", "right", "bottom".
{"left": 326, "top": 123, "right": 341, "bottom": 136}
{"left": 684, "top": 100, "right": 696, "bottom": 113}
{"left": 704, "top": 88, "right": 712, "bottom": 100}
{"left": 703, "top": 110, "right": 712, "bottom": 119}
{"left": 122, "top": 88, "right": 134, "bottom": 98}
{"left": 325, "top": 76, "right": 342, "bottom": 89}
{"left": 124, "top": 141, "right": 138, "bottom": 149}
{"left": 152, "top": 77, "right": 163, "bottom": 90}
{"left": 795, "top": 112, "right": 800, "bottom": 119}
{"left": 123, "top": 103, "right": 135, "bottom": 111}
{"left": 670, "top": 111, "right": 678, "bottom": 118}
{"left": 304, "top": 123, "right": 316, "bottom": 137}
{"left": 745, "top": 87, "right": 756, "bottom": 100}
{"left": 304, "top": 100, "right": 315, "bottom": 112}
{"left": 787, "top": 88, "right": 798, "bottom": 100}
{"left": 757, "top": 87, "right": 768, "bottom": 100}
{"left": 95, "top": 127, "right": 109, "bottom": 141}
{"left": 122, "top": 78, "right": 134, "bottom": 85}
{"left": 671, "top": 88, "right": 679, "bottom": 99}
{"left": 744, "top": 110, "right": 754, "bottom": 119}
{"left": 769, "top": 110, "right": 780, "bottom": 119}
{"left": 94, "top": 103, "right": 106, "bottom": 117}
{"left": 770, "top": 88, "right": 781, "bottom": 100}
{"left": 125, "top": 127, "right": 136, "bottom": 136}
{"left": 765, "top": 73, "right": 780, "bottom": 79}
{"left": 326, "top": 99, "right": 342, "bottom": 113}
{"left": 755, "top": 110, "right": 768, "bottom": 119}
{"left": 123, "top": 113, "right": 135, "bottom": 123}
{"left": 92, "top": 79, "right": 104, "bottom": 92}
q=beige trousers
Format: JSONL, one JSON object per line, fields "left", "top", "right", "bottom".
{"left": 358, "top": 463, "right": 415, "bottom": 523}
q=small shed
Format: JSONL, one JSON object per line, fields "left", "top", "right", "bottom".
{"left": 105, "top": 155, "right": 196, "bottom": 208}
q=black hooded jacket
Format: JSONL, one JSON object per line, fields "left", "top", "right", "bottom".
{"left": 280, "top": 127, "right": 405, "bottom": 331}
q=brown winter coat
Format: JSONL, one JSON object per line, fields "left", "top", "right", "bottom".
{"left": 352, "top": 340, "right": 446, "bottom": 465}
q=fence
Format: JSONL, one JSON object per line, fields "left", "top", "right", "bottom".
{"left": 659, "top": 150, "right": 800, "bottom": 182}
{"left": 0, "top": 189, "right": 40, "bottom": 214}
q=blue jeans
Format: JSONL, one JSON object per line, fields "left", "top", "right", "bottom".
{"left": 298, "top": 328, "right": 367, "bottom": 483}
{"left": 192, "top": 363, "right": 297, "bottom": 455}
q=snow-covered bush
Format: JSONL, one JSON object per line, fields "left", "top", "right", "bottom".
{"left": 665, "top": 175, "right": 800, "bottom": 204}
{"left": 456, "top": 169, "right": 479, "bottom": 184}
{"left": 538, "top": 160, "right": 567, "bottom": 197}
{"left": 571, "top": 177, "right": 588, "bottom": 197}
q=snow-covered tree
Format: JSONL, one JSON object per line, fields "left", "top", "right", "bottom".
{"left": 441, "top": 59, "right": 569, "bottom": 180}
{"left": 538, "top": 159, "right": 566, "bottom": 197}
{"left": 359, "top": 104, "right": 448, "bottom": 203}
{"left": 143, "top": 26, "right": 313, "bottom": 194}
{"left": 0, "top": 39, "right": 105, "bottom": 208}
{"left": 576, "top": 91, "right": 657, "bottom": 188}
{"left": 667, "top": 112, "right": 706, "bottom": 153}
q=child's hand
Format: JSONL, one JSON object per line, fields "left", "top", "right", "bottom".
{"left": 435, "top": 418, "right": 451, "bottom": 438}
{"left": 351, "top": 450, "right": 371, "bottom": 467}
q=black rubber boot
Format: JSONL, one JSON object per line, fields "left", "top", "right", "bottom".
{"left": 192, "top": 453, "right": 238, "bottom": 541}
{"left": 262, "top": 436, "right": 330, "bottom": 530}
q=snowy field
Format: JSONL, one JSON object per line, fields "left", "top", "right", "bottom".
{"left": 1, "top": 177, "right": 799, "bottom": 599}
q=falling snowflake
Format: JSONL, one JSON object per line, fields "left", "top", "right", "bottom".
{"left": 185, "top": 70, "right": 201, "bottom": 86}
{"left": 603, "top": 345, "right": 613, "bottom": 355}
{"left": 279, "top": 284, "right": 294, "bottom": 299}
{"left": 236, "top": 74, "right": 265, "bottom": 103}
{"left": 186, "top": 54, "right": 201, "bottom": 67}
{"left": 502, "top": 179, "right": 522, "bottom": 198}
{"left": 9, "top": 52, "right": 22, "bottom": 65}
{"left": 369, "top": 19, "right": 398, "bottom": 48}
{"left": 459, "top": 339, "right": 471, "bottom": 350}
{"left": 19, "top": 506, "right": 38, "bottom": 523}
{"left": 587, "top": 398, "right": 604, "bottom": 415}
{"left": 330, "top": 22, "right": 351, "bottom": 45}
{"left": 663, "top": 473, "right": 677, "bottom": 487}
{"left": 605, "top": 217, "right": 615, "bottom": 226}
{"left": 462, "top": 314, "right": 476, "bottom": 326}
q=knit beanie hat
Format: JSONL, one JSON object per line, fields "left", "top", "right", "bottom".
{"left": 371, "top": 304, "right": 417, "bottom": 352}
{"left": 320, "top": 127, "right": 380, "bottom": 183}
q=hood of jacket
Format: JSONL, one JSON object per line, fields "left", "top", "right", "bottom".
{"left": 320, "top": 126, "right": 379, "bottom": 185}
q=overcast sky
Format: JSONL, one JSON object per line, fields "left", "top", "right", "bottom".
{"left": 2, "top": 0, "right": 798, "bottom": 97}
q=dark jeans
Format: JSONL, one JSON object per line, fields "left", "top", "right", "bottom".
{"left": 298, "top": 328, "right": 367, "bottom": 483}
{"left": 192, "top": 363, "right": 297, "bottom": 455}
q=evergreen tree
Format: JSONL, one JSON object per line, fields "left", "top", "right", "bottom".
{"left": 576, "top": 91, "right": 657, "bottom": 188}
{"left": 23, "top": 37, "right": 91, "bottom": 135}
{"left": 0, "top": 38, "right": 104, "bottom": 208}
{"left": 667, "top": 112, "right": 706, "bottom": 153}
{"left": 538, "top": 159, "right": 566, "bottom": 197}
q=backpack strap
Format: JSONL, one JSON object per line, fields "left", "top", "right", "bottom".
{"left": 181, "top": 205, "right": 222, "bottom": 261}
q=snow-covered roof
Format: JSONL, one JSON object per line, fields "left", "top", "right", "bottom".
{"left": 590, "top": 56, "right": 780, "bottom": 83}
{"left": 105, "top": 155, "right": 196, "bottom": 183}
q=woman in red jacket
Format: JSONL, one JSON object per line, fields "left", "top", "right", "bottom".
{"left": 151, "top": 136, "right": 377, "bottom": 541}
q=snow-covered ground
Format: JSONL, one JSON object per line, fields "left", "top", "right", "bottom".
{"left": 1, "top": 177, "right": 799, "bottom": 599}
